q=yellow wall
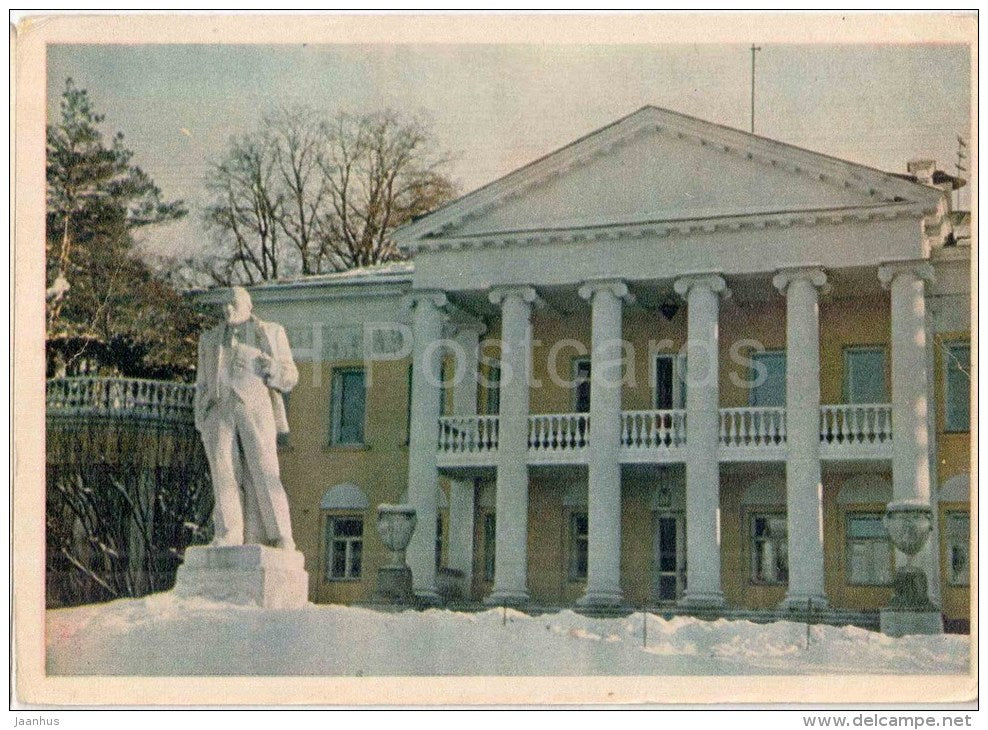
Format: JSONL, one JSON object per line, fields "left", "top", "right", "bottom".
{"left": 279, "top": 359, "right": 413, "bottom": 604}
{"left": 275, "top": 297, "right": 967, "bottom": 622}
{"left": 938, "top": 501, "right": 971, "bottom": 627}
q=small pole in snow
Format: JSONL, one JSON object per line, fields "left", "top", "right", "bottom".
{"left": 642, "top": 606, "right": 648, "bottom": 649}
{"left": 805, "top": 598, "right": 812, "bottom": 649}
{"left": 502, "top": 604, "right": 507, "bottom": 627}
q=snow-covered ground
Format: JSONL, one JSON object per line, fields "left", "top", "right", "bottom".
{"left": 46, "top": 594, "right": 969, "bottom": 676}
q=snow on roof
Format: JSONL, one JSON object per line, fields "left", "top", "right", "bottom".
{"left": 253, "top": 260, "right": 415, "bottom": 289}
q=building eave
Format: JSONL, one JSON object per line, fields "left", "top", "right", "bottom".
{"left": 404, "top": 202, "right": 930, "bottom": 255}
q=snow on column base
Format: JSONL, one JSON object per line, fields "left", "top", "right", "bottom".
{"left": 484, "top": 589, "right": 530, "bottom": 607}
{"left": 677, "top": 591, "right": 726, "bottom": 610}
{"left": 174, "top": 545, "right": 309, "bottom": 609}
{"left": 576, "top": 589, "right": 625, "bottom": 608}
{"left": 880, "top": 609, "right": 943, "bottom": 637}
{"left": 779, "top": 594, "right": 830, "bottom": 613}
{"left": 413, "top": 589, "right": 442, "bottom": 606}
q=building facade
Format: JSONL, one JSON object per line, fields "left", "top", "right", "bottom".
{"left": 222, "top": 108, "right": 971, "bottom": 628}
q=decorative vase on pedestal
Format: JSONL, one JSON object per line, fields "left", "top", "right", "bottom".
{"left": 373, "top": 504, "right": 417, "bottom": 605}
{"left": 880, "top": 500, "right": 943, "bottom": 636}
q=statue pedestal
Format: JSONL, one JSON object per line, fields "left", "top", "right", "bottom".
{"left": 373, "top": 565, "right": 416, "bottom": 605}
{"left": 174, "top": 545, "right": 309, "bottom": 609}
{"left": 880, "top": 609, "right": 944, "bottom": 637}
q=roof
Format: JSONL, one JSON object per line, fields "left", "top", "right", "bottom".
{"left": 392, "top": 105, "right": 944, "bottom": 252}
{"left": 250, "top": 260, "right": 414, "bottom": 289}
{"left": 192, "top": 260, "right": 414, "bottom": 305}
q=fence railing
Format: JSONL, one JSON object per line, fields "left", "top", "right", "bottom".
{"left": 46, "top": 377, "right": 196, "bottom": 424}
{"left": 528, "top": 412, "right": 590, "bottom": 453}
{"left": 621, "top": 409, "right": 687, "bottom": 448}
{"left": 720, "top": 406, "right": 787, "bottom": 448}
{"left": 437, "top": 415, "right": 500, "bottom": 454}
{"left": 820, "top": 403, "right": 892, "bottom": 446}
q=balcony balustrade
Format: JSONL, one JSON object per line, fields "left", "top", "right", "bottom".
{"left": 434, "top": 402, "right": 893, "bottom": 468}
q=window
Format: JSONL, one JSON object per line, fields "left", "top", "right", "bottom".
{"left": 331, "top": 368, "right": 366, "bottom": 445}
{"left": 845, "top": 514, "right": 893, "bottom": 585}
{"left": 946, "top": 512, "right": 970, "bottom": 586}
{"left": 482, "top": 513, "right": 496, "bottom": 582}
{"left": 750, "top": 513, "right": 788, "bottom": 584}
{"left": 325, "top": 515, "right": 363, "bottom": 580}
{"left": 944, "top": 342, "right": 971, "bottom": 432}
{"left": 573, "top": 358, "right": 591, "bottom": 413}
{"left": 568, "top": 511, "right": 589, "bottom": 580}
{"left": 483, "top": 363, "right": 501, "bottom": 416}
{"left": 750, "top": 351, "right": 786, "bottom": 407}
{"left": 435, "top": 515, "right": 444, "bottom": 570}
{"left": 844, "top": 347, "right": 888, "bottom": 403}
{"left": 654, "top": 354, "right": 687, "bottom": 409}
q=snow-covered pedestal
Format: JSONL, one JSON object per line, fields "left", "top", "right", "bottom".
{"left": 174, "top": 545, "right": 309, "bottom": 609}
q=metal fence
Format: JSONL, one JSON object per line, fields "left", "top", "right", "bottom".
{"left": 46, "top": 377, "right": 213, "bottom": 608}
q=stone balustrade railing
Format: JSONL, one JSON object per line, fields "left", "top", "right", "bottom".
{"left": 621, "top": 409, "right": 686, "bottom": 449}
{"left": 528, "top": 412, "right": 589, "bottom": 452}
{"left": 719, "top": 406, "right": 787, "bottom": 448}
{"left": 46, "top": 377, "right": 196, "bottom": 424}
{"left": 820, "top": 403, "right": 892, "bottom": 445}
{"left": 437, "top": 414, "right": 499, "bottom": 454}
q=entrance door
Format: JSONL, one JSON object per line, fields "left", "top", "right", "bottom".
{"left": 652, "top": 512, "right": 686, "bottom": 603}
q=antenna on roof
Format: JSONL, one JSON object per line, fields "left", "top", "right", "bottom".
{"left": 750, "top": 44, "right": 762, "bottom": 134}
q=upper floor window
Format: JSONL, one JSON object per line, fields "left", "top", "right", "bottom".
{"left": 573, "top": 357, "right": 591, "bottom": 413}
{"left": 331, "top": 368, "right": 366, "bottom": 445}
{"left": 845, "top": 513, "right": 893, "bottom": 586}
{"left": 750, "top": 350, "right": 786, "bottom": 407}
{"left": 844, "top": 346, "right": 888, "bottom": 404}
{"left": 944, "top": 342, "right": 971, "bottom": 432}
{"left": 483, "top": 362, "right": 501, "bottom": 416}
{"left": 946, "top": 511, "right": 970, "bottom": 586}
{"left": 655, "top": 354, "right": 687, "bottom": 410}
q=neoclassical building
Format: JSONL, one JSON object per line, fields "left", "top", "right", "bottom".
{"left": 220, "top": 107, "right": 971, "bottom": 629}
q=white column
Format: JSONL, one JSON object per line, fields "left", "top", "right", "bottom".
{"left": 673, "top": 273, "right": 728, "bottom": 608}
{"left": 773, "top": 267, "right": 829, "bottom": 610}
{"left": 576, "top": 279, "right": 633, "bottom": 607}
{"left": 403, "top": 289, "right": 447, "bottom": 603}
{"left": 486, "top": 285, "right": 540, "bottom": 605}
{"left": 878, "top": 260, "right": 939, "bottom": 600}
{"left": 446, "top": 316, "right": 486, "bottom": 594}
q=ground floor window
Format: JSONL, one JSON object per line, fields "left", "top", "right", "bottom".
{"left": 845, "top": 513, "right": 893, "bottom": 585}
{"left": 482, "top": 512, "right": 496, "bottom": 582}
{"left": 435, "top": 514, "right": 444, "bottom": 570}
{"left": 946, "top": 511, "right": 970, "bottom": 586}
{"left": 750, "top": 513, "right": 788, "bottom": 584}
{"left": 325, "top": 514, "right": 363, "bottom": 581}
{"left": 568, "top": 511, "right": 589, "bottom": 581}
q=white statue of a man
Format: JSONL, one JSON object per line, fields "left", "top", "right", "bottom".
{"left": 194, "top": 286, "right": 299, "bottom": 550}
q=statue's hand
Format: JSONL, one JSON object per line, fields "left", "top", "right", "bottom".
{"left": 258, "top": 353, "right": 277, "bottom": 384}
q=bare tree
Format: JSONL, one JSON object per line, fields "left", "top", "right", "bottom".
{"left": 201, "top": 107, "right": 456, "bottom": 283}
{"left": 318, "top": 109, "right": 457, "bottom": 270}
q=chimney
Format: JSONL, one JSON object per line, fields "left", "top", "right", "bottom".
{"left": 907, "top": 159, "right": 937, "bottom": 186}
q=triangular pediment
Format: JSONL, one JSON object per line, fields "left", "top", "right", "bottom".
{"left": 395, "top": 106, "right": 941, "bottom": 249}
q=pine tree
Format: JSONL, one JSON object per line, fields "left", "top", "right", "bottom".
{"left": 46, "top": 79, "right": 206, "bottom": 379}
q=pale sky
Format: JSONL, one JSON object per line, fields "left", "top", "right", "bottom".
{"left": 47, "top": 43, "right": 971, "bottom": 258}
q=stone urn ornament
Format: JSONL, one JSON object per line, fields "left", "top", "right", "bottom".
{"left": 880, "top": 500, "right": 942, "bottom": 636}
{"left": 372, "top": 504, "right": 417, "bottom": 605}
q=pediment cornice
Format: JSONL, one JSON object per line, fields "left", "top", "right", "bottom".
{"left": 394, "top": 106, "right": 943, "bottom": 253}
{"left": 405, "top": 202, "right": 929, "bottom": 254}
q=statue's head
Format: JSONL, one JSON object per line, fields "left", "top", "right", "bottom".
{"left": 224, "top": 286, "right": 253, "bottom": 325}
